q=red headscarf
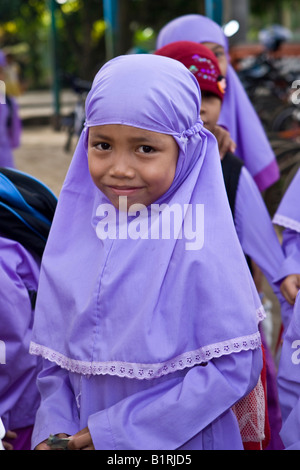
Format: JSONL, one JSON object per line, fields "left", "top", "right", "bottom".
{"left": 155, "top": 40, "right": 226, "bottom": 101}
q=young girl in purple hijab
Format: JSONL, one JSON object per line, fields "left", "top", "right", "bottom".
{"left": 30, "top": 54, "right": 266, "bottom": 450}
{"left": 0, "top": 51, "right": 21, "bottom": 168}
{"left": 156, "top": 14, "right": 279, "bottom": 192}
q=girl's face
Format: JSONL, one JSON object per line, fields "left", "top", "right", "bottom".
{"left": 200, "top": 93, "right": 222, "bottom": 133}
{"left": 201, "top": 42, "right": 228, "bottom": 76}
{"left": 88, "top": 124, "right": 179, "bottom": 210}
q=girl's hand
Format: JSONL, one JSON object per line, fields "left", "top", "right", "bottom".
{"left": 280, "top": 274, "right": 300, "bottom": 305}
{"left": 212, "top": 125, "right": 236, "bottom": 159}
{"left": 3, "top": 430, "right": 17, "bottom": 450}
{"left": 35, "top": 433, "right": 70, "bottom": 450}
{"left": 67, "top": 427, "right": 95, "bottom": 450}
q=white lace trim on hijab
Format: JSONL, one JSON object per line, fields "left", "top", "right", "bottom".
{"left": 30, "top": 306, "right": 264, "bottom": 379}
{"left": 273, "top": 214, "right": 300, "bottom": 234}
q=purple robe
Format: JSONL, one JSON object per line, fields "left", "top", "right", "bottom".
{"left": 0, "top": 237, "right": 41, "bottom": 449}
{"left": 277, "top": 292, "right": 300, "bottom": 449}
{"left": 234, "top": 165, "right": 290, "bottom": 450}
{"left": 273, "top": 169, "right": 300, "bottom": 233}
{"left": 0, "top": 50, "right": 21, "bottom": 168}
{"left": 32, "top": 352, "right": 261, "bottom": 450}
{"left": 220, "top": 154, "right": 292, "bottom": 451}
{"left": 30, "top": 54, "right": 265, "bottom": 450}
{"left": 273, "top": 169, "right": 300, "bottom": 448}
{"left": 0, "top": 97, "right": 21, "bottom": 168}
{"left": 156, "top": 14, "right": 279, "bottom": 191}
{"left": 234, "top": 166, "right": 293, "bottom": 326}
{"left": 235, "top": 167, "right": 285, "bottom": 298}
{"left": 273, "top": 169, "right": 300, "bottom": 329}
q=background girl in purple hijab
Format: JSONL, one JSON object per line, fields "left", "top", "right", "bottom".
{"left": 272, "top": 169, "right": 300, "bottom": 448}
{"left": 0, "top": 237, "right": 41, "bottom": 450}
{"left": 156, "top": 14, "right": 280, "bottom": 192}
{"left": 0, "top": 168, "right": 57, "bottom": 450}
{"left": 0, "top": 51, "right": 21, "bottom": 168}
{"left": 277, "top": 291, "right": 300, "bottom": 449}
{"left": 30, "top": 54, "right": 265, "bottom": 450}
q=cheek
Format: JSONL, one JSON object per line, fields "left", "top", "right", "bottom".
{"left": 218, "top": 57, "right": 228, "bottom": 76}
{"left": 214, "top": 106, "right": 221, "bottom": 122}
{"left": 88, "top": 151, "right": 105, "bottom": 184}
{"left": 155, "top": 158, "right": 177, "bottom": 190}
{"left": 143, "top": 161, "right": 176, "bottom": 196}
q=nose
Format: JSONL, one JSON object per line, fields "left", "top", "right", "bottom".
{"left": 108, "top": 151, "right": 135, "bottom": 179}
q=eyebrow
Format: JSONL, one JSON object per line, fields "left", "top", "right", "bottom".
{"left": 89, "top": 132, "right": 159, "bottom": 145}
{"left": 128, "top": 136, "right": 158, "bottom": 144}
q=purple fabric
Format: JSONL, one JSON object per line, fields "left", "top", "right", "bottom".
{"left": 234, "top": 165, "right": 294, "bottom": 326}
{"left": 227, "top": 164, "right": 285, "bottom": 450}
{"left": 32, "top": 349, "right": 262, "bottom": 449}
{"left": 273, "top": 169, "right": 300, "bottom": 328}
{"left": 260, "top": 327, "right": 284, "bottom": 450}
{"left": 273, "top": 168, "right": 300, "bottom": 233}
{"left": 235, "top": 167, "right": 285, "bottom": 296}
{"left": 277, "top": 292, "right": 300, "bottom": 449}
{"left": 0, "top": 97, "right": 21, "bottom": 168}
{"left": 233, "top": 166, "right": 289, "bottom": 449}
{"left": 0, "top": 237, "right": 41, "bottom": 435}
{"left": 0, "top": 51, "right": 6, "bottom": 67}
{"left": 7, "top": 98, "right": 22, "bottom": 150}
{"left": 156, "top": 14, "right": 279, "bottom": 191}
{"left": 30, "top": 54, "right": 263, "bottom": 377}
{"left": 279, "top": 230, "right": 300, "bottom": 282}
{"left": 276, "top": 172, "right": 300, "bottom": 445}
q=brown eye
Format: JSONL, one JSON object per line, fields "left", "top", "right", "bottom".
{"left": 139, "top": 145, "right": 154, "bottom": 154}
{"left": 96, "top": 142, "right": 111, "bottom": 150}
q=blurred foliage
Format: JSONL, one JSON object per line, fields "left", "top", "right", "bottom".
{"left": 0, "top": 0, "right": 107, "bottom": 87}
{"left": 251, "top": 0, "right": 292, "bottom": 15}
{"left": 249, "top": 0, "right": 300, "bottom": 41}
{"left": 0, "top": 0, "right": 22, "bottom": 21}
{"left": 0, "top": 0, "right": 299, "bottom": 89}
{"left": 0, "top": 0, "right": 205, "bottom": 88}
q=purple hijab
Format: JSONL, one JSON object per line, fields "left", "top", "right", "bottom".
{"left": 0, "top": 50, "right": 21, "bottom": 167}
{"left": 273, "top": 169, "right": 300, "bottom": 233}
{"left": 30, "top": 54, "right": 263, "bottom": 379}
{"left": 156, "top": 14, "right": 279, "bottom": 191}
{"left": 0, "top": 51, "right": 6, "bottom": 67}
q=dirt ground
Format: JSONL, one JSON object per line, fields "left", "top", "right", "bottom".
{"left": 13, "top": 124, "right": 282, "bottom": 355}
{"left": 14, "top": 125, "right": 74, "bottom": 197}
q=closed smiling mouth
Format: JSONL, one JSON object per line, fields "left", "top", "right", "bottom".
{"left": 107, "top": 185, "right": 144, "bottom": 195}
